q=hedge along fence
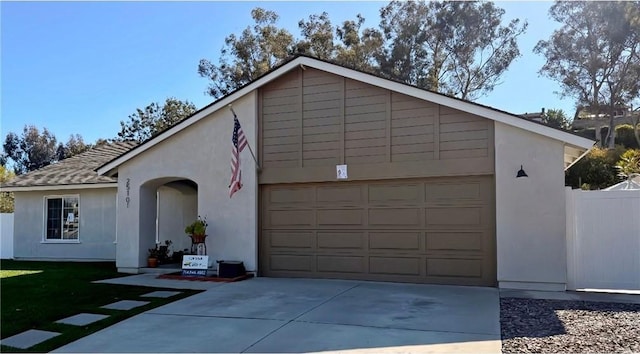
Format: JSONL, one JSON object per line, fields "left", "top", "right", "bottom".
{"left": 615, "top": 124, "right": 640, "bottom": 149}
{"left": 565, "top": 146, "right": 634, "bottom": 190}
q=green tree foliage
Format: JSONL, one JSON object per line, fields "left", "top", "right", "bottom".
{"left": 116, "top": 98, "right": 197, "bottom": 143}
{"left": 378, "top": 1, "right": 527, "bottom": 100}
{"left": 566, "top": 146, "right": 627, "bottom": 190}
{"left": 334, "top": 14, "right": 384, "bottom": 73}
{"left": 615, "top": 149, "right": 640, "bottom": 179}
{"left": 1, "top": 126, "right": 58, "bottom": 175}
{"left": 198, "top": 8, "right": 296, "bottom": 98}
{"left": 55, "top": 134, "right": 91, "bottom": 161}
{"left": 296, "top": 12, "right": 335, "bottom": 60}
{"left": 534, "top": 1, "right": 640, "bottom": 148}
{"left": 0, "top": 165, "right": 15, "bottom": 212}
{"left": 615, "top": 124, "right": 640, "bottom": 149}
{"left": 199, "top": 2, "right": 526, "bottom": 101}
{"left": 541, "top": 109, "right": 571, "bottom": 130}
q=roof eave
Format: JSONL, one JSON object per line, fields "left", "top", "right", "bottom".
{"left": 97, "top": 56, "right": 596, "bottom": 175}
{"left": 1, "top": 183, "right": 117, "bottom": 192}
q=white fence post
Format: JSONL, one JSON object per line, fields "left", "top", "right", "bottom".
{"left": 565, "top": 187, "right": 577, "bottom": 290}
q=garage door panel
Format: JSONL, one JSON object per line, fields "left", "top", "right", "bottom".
{"left": 317, "top": 185, "right": 363, "bottom": 203}
{"left": 261, "top": 176, "right": 495, "bottom": 286}
{"left": 370, "top": 257, "right": 421, "bottom": 275}
{"left": 426, "top": 232, "right": 483, "bottom": 251}
{"left": 369, "top": 232, "right": 421, "bottom": 250}
{"left": 369, "top": 208, "right": 422, "bottom": 227}
{"left": 271, "top": 255, "right": 314, "bottom": 272}
{"left": 427, "top": 258, "right": 483, "bottom": 277}
{"left": 425, "top": 207, "right": 484, "bottom": 226}
{"left": 426, "top": 182, "right": 483, "bottom": 202}
{"left": 368, "top": 184, "right": 423, "bottom": 204}
{"left": 269, "top": 187, "right": 314, "bottom": 204}
{"left": 268, "top": 209, "right": 315, "bottom": 227}
{"left": 317, "top": 209, "right": 364, "bottom": 226}
{"left": 268, "top": 231, "right": 314, "bottom": 249}
{"left": 317, "top": 232, "right": 364, "bottom": 249}
{"left": 317, "top": 256, "right": 365, "bottom": 273}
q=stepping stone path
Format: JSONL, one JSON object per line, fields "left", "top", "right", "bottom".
{"left": 4, "top": 293, "right": 181, "bottom": 350}
{"left": 101, "top": 300, "right": 149, "bottom": 311}
{"left": 55, "top": 313, "right": 110, "bottom": 326}
{"left": 141, "top": 290, "right": 181, "bottom": 298}
{"left": 1, "top": 329, "right": 60, "bottom": 349}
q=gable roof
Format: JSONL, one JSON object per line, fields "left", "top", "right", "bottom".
{"left": 97, "top": 55, "right": 595, "bottom": 176}
{"left": 2, "top": 141, "right": 137, "bottom": 192}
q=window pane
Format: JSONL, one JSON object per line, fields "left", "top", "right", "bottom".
{"left": 46, "top": 198, "right": 62, "bottom": 239}
{"left": 63, "top": 197, "right": 79, "bottom": 240}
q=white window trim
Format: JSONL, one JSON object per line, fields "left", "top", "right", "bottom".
{"left": 42, "top": 194, "right": 81, "bottom": 243}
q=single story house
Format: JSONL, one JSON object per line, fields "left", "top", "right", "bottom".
{"left": 3, "top": 55, "right": 595, "bottom": 291}
{"left": 2, "top": 141, "right": 136, "bottom": 261}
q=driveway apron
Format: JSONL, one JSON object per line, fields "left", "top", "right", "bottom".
{"left": 54, "top": 277, "right": 501, "bottom": 353}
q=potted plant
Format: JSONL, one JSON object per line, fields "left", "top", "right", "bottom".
{"left": 148, "top": 245, "right": 160, "bottom": 268}
{"left": 158, "top": 240, "right": 173, "bottom": 264}
{"left": 185, "top": 216, "right": 208, "bottom": 244}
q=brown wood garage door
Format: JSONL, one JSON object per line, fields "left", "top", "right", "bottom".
{"left": 260, "top": 176, "right": 495, "bottom": 286}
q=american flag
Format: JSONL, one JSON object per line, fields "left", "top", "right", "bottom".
{"left": 230, "top": 116, "right": 247, "bottom": 198}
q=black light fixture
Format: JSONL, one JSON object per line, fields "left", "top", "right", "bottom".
{"left": 516, "top": 165, "right": 528, "bottom": 178}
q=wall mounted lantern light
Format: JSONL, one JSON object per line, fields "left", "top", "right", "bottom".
{"left": 516, "top": 165, "right": 528, "bottom": 178}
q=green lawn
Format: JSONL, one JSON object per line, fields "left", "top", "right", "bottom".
{"left": 0, "top": 260, "right": 201, "bottom": 353}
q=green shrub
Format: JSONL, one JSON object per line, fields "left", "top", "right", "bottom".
{"left": 565, "top": 146, "right": 627, "bottom": 189}
{"left": 614, "top": 124, "right": 640, "bottom": 149}
{"left": 615, "top": 149, "right": 640, "bottom": 179}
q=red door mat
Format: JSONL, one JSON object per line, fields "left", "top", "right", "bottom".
{"left": 157, "top": 273, "right": 254, "bottom": 282}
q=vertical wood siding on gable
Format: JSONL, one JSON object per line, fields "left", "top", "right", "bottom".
{"left": 261, "top": 70, "right": 301, "bottom": 168}
{"left": 259, "top": 68, "right": 494, "bottom": 183}
{"left": 439, "top": 106, "right": 490, "bottom": 159}
{"left": 391, "top": 92, "right": 437, "bottom": 162}
{"left": 302, "top": 69, "right": 342, "bottom": 166}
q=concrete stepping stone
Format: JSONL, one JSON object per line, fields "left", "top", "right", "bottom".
{"left": 55, "top": 313, "right": 109, "bottom": 326}
{"left": 101, "top": 300, "right": 149, "bottom": 311}
{"left": 1, "top": 329, "right": 60, "bottom": 349}
{"left": 141, "top": 290, "right": 181, "bottom": 298}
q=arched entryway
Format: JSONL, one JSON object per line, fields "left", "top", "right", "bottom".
{"left": 139, "top": 177, "right": 198, "bottom": 267}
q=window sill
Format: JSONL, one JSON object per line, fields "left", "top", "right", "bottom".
{"left": 41, "top": 240, "right": 81, "bottom": 244}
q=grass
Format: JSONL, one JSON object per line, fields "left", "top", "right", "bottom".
{"left": 0, "top": 260, "right": 202, "bottom": 353}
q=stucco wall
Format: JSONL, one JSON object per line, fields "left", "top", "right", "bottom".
{"left": 12, "top": 188, "right": 117, "bottom": 261}
{"left": 495, "top": 121, "right": 567, "bottom": 291}
{"left": 157, "top": 185, "right": 197, "bottom": 253}
{"left": 115, "top": 92, "right": 258, "bottom": 272}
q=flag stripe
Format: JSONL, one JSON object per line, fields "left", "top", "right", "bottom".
{"left": 230, "top": 116, "right": 247, "bottom": 198}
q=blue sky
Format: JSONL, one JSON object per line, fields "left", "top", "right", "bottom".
{"left": 1, "top": 1, "right": 571, "bottom": 144}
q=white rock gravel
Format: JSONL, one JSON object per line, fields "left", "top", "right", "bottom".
{"left": 500, "top": 297, "right": 640, "bottom": 353}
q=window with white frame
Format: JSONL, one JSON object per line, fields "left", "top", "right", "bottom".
{"left": 45, "top": 196, "right": 79, "bottom": 240}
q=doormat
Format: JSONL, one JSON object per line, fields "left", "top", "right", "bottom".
{"left": 157, "top": 272, "right": 254, "bottom": 282}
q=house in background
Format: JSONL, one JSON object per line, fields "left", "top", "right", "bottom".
{"left": 4, "top": 55, "right": 595, "bottom": 291}
{"left": 2, "top": 142, "right": 136, "bottom": 261}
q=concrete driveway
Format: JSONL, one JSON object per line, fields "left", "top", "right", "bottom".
{"left": 54, "top": 278, "right": 501, "bottom": 353}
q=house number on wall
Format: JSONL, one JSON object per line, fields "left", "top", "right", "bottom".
{"left": 125, "top": 178, "right": 131, "bottom": 208}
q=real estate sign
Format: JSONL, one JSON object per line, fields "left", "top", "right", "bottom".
{"left": 182, "top": 255, "right": 209, "bottom": 276}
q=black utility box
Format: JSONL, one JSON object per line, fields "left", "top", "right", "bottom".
{"left": 217, "top": 260, "right": 246, "bottom": 278}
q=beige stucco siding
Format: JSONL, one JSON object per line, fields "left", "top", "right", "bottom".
{"left": 114, "top": 92, "right": 258, "bottom": 272}
{"left": 495, "top": 121, "right": 567, "bottom": 291}
{"left": 12, "top": 188, "right": 117, "bottom": 260}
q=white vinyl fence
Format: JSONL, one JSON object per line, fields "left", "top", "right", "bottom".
{"left": 566, "top": 188, "right": 640, "bottom": 291}
{"left": 1, "top": 213, "right": 14, "bottom": 259}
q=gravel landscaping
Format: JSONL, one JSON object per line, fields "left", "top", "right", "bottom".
{"left": 500, "top": 297, "right": 640, "bottom": 353}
